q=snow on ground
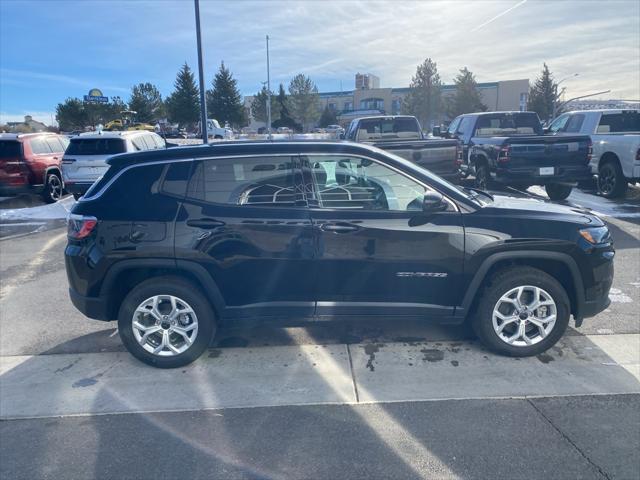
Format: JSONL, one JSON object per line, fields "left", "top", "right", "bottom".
{"left": 0, "top": 195, "right": 75, "bottom": 222}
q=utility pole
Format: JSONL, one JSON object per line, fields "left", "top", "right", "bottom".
{"left": 194, "top": 0, "right": 208, "bottom": 143}
{"left": 555, "top": 90, "right": 611, "bottom": 116}
{"left": 266, "top": 35, "right": 272, "bottom": 140}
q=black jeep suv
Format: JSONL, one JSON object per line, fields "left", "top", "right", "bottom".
{"left": 65, "top": 141, "right": 614, "bottom": 368}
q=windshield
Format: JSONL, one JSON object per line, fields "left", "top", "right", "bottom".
{"left": 66, "top": 138, "right": 126, "bottom": 155}
{"left": 474, "top": 113, "right": 543, "bottom": 136}
{"left": 0, "top": 140, "right": 22, "bottom": 159}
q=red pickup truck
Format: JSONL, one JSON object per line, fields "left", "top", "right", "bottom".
{"left": 0, "top": 132, "right": 69, "bottom": 203}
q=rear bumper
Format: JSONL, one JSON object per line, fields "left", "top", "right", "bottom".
{"left": 69, "top": 287, "right": 112, "bottom": 321}
{"left": 495, "top": 165, "right": 592, "bottom": 185}
{"left": 64, "top": 182, "right": 93, "bottom": 195}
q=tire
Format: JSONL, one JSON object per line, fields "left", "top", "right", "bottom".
{"left": 42, "top": 172, "right": 63, "bottom": 203}
{"left": 118, "top": 276, "right": 217, "bottom": 368}
{"left": 545, "top": 184, "right": 572, "bottom": 201}
{"left": 598, "top": 160, "right": 628, "bottom": 198}
{"left": 474, "top": 163, "right": 491, "bottom": 190}
{"left": 471, "top": 266, "right": 570, "bottom": 357}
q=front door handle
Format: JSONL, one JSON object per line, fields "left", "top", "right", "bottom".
{"left": 186, "top": 218, "right": 225, "bottom": 229}
{"left": 320, "top": 222, "right": 359, "bottom": 233}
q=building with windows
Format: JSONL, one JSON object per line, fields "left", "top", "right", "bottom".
{"left": 244, "top": 74, "right": 530, "bottom": 130}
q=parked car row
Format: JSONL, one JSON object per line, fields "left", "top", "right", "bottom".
{"left": 0, "top": 130, "right": 167, "bottom": 201}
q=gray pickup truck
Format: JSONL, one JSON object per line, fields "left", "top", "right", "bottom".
{"left": 343, "top": 115, "right": 461, "bottom": 183}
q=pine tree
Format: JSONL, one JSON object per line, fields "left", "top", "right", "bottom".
{"left": 250, "top": 86, "right": 279, "bottom": 125}
{"left": 272, "top": 83, "right": 299, "bottom": 130}
{"left": 527, "top": 63, "right": 558, "bottom": 122}
{"left": 129, "top": 83, "right": 164, "bottom": 123}
{"left": 206, "top": 62, "right": 246, "bottom": 128}
{"left": 401, "top": 58, "right": 443, "bottom": 129}
{"left": 447, "top": 67, "right": 487, "bottom": 118}
{"left": 166, "top": 63, "right": 200, "bottom": 128}
{"left": 56, "top": 98, "right": 87, "bottom": 131}
{"left": 318, "top": 105, "right": 338, "bottom": 127}
{"left": 288, "top": 74, "right": 320, "bottom": 132}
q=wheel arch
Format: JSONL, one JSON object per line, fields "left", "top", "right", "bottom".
{"left": 460, "top": 251, "right": 585, "bottom": 324}
{"left": 598, "top": 151, "right": 620, "bottom": 169}
{"left": 99, "top": 259, "right": 226, "bottom": 320}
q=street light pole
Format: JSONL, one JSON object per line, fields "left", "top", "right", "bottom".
{"left": 266, "top": 35, "right": 272, "bottom": 140}
{"left": 194, "top": 0, "right": 208, "bottom": 143}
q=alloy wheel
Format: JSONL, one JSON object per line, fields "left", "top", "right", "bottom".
{"left": 598, "top": 164, "right": 615, "bottom": 196}
{"left": 48, "top": 175, "right": 62, "bottom": 201}
{"left": 132, "top": 295, "right": 199, "bottom": 356}
{"left": 492, "top": 285, "right": 557, "bottom": 347}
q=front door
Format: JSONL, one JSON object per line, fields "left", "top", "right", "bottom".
{"left": 175, "top": 154, "right": 315, "bottom": 318}
{"left": 301, "top": 154, "right": 465, "bottom": 318}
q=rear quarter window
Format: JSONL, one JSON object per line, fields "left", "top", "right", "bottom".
{"left": 597, "top": 112, "right": 640, "bottom": 133}
{"left": 66, "top": 138, "right": 126, "bottom": 155}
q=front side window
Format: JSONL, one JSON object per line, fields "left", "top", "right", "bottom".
{"left": 548, "top": 114, "right": 569, "bottom": 133}
{"left": 305, "top": 155, "right": 427, "bottom": 211}
{"left": 45, "top": 137, "right": 67, "bottom": 153}
{"left": 447, "top": 117, "right": 462, "bottom": 135}
{"left": 565, "top": 114, "right": 585, "bottom": 133}
{"left": 186, "top": 156, "right": 300, "bottom": 207}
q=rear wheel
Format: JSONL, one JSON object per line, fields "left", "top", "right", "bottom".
{"left": 42, "top": 172, "right": 63, "bottom": 203}
{"left": 545, "top": 184, "right": 572, "bottom": 201}
{"left": 472, "top": 267, "right": 570, "bottom": 357}
{"left": 598, "top": 160, "right": 627, "bottom": 198}
{"left": 474, "top": 164, "right": 491, "bottom": 190}
{"left": 118, "top": 276, "right": 217, "bottom": 368}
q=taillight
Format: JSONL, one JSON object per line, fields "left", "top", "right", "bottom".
{"left": 587, "top": 141, "right": 593, "bottom": 163}
{"left": 454, "top": 142, "right": 463, "bottom": 166}
{"left": 67, "top": 214, "right": 97, "bottom": 239}
{"left": 498, "top": 145, "right": 511, "bottom": 163}
{"left": 2, "top": 157, "right": 26, "bottom": 174}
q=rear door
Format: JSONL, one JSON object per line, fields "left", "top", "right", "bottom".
{"left": 301, "top": 153, "right": 465, "bottom": 318}
{"left": 174, "top": 154, "right": 316, "bottom": 318}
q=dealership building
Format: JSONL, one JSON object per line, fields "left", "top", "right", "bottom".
{"left": 245, "top": 73, "right": 530, "bottom": 130}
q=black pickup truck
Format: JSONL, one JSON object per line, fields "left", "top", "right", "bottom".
{"left": 344, "top": 115, "right": 462, "bottom": 183}
{"left": 439, "top": 111, "right": 592, "bottom": 200}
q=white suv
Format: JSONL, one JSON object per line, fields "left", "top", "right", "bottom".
{"left": 62, "top": 130, "right": 166, "bottom": 198}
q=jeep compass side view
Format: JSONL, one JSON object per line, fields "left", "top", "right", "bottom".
{"left": 65, "top": 141, "right": 614, "bottom": 368}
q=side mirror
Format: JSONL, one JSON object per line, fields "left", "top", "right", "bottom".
{"left": 431, "top": 126, "right": 441, "bottom": 137}
{"left": 339, "top": 133, "right": 345, "bottom": 140}
{"left": 543, "top": 127, "right": 551, "bottom": 134}
{"left": 423, "top": 191, "right": 447, "bottom": 212}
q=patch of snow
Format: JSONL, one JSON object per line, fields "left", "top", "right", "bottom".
{"left": 0, "top": 196, "right": 74, "bottom": 222}
{"left": 609, "top": 288, "right": 633, "bottom": 303}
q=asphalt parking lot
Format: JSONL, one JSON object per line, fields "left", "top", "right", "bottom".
{"left": 1, "top": 184, "right": 639, "bottom": 479}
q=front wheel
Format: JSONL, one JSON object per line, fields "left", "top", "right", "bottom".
{"left": 472, "top": 267, "right": 570, "bottom": 357}
{"left": 545, "top": 184, "right": 572, "bottom": 201}
{"left": 42, "top": 172, "right": 63, "bottom": 203}
{"left": 118, "top": 276, "right": 217, "bottom": 368}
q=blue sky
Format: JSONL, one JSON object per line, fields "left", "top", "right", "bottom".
{"left": 1, "top": 0, "right": 639, "bottom": 125}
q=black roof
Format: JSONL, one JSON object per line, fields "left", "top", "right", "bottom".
{"left": 107, "top": 140, "right": 389, "bottom": 167}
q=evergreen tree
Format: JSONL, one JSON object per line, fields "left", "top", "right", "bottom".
{"left": 447, "top": 67, "right": 487, "bottom": 118}
{"left": 272, "top": 83, "right": 299, "bottom": 130}
{"left": 56, "top": 98, "right": 87, "bottom": 131}
{"left": 318, "top": 105, "right": 338, "bottom": 127}
{"left": 166, "top": 63, "right": 200, "bottom": 128}
{"left": 527, "top": 63, "right": 559, "bottom": 122}
{"left": 128, "top": 83, "right": 164, "bottom": 123}
{"left": 250, "top": 86, "right": 279, "bottom": 125}
{"left": 401, "top": 58, "right": 442, "bottom": 129}
{"left": 288, "top": 74, "right": 320, "bottom": 132}
{"left": 206, "top": 62, "right": 246, "bottom": 128}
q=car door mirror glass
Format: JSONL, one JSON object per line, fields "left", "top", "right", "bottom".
{"left": 422, "top": 191, "right": 447, "bottom": 212}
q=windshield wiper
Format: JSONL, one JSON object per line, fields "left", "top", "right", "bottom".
{"left": 464, "top": 187, "right": 494, "bottom": 201}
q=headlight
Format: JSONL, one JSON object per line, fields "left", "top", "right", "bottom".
{"left": 579, "top": 226, "right": 611, "bottom": 244}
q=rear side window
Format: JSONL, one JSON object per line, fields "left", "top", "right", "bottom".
{"left": 160, "top": 162, "right": 191, "bottom": 197}
{"left": 186, "top": 156, "right": 299, "bottom": 207}
{"left": 45, "top": 137, "right": 68, "bottom": 153}
{"left": 597, "top": 112, "right": 640, "bottom": 133}
{"left": 0, "top": 141, "right": 22, "bottom": 159}
{"left": 66, "top": 138, "right": 126, "bottom": 155}
{"left": 30, "top": 137, "right": 51, "bottom": 154}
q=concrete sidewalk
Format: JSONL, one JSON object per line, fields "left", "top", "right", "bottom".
{"left": 2, "top": 334, "right": 639, "bottom": 419}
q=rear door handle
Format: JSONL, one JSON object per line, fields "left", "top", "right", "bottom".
{"left": 186, "top": 218, "right": 225, "bottom": 229}
{"left": 320, "top": 222, "right": 359, "bottom": 233}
